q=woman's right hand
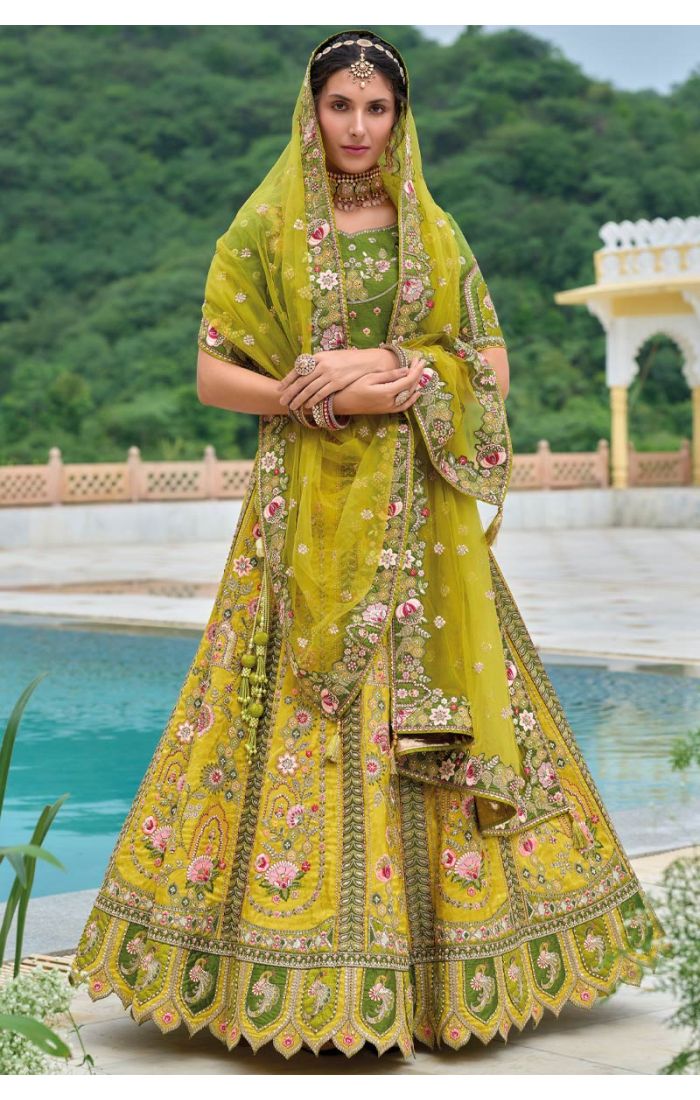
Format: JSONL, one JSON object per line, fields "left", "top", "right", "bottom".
{"left": 331, "top": 356, "right": 427, "bottom": 417}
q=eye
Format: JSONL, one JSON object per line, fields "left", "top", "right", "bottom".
{"left": 331, "top": 101, "right": 347, "bottom": 110}
{"left": 369, "top": 104, "right": 387, "bottom": 113}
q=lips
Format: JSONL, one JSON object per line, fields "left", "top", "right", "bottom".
{"left": 342, "top": 145, "right": 370, "bottom": 152}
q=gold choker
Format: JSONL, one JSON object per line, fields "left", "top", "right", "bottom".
{"left": 327, "top": 166, "right": 389, "bottom": 212}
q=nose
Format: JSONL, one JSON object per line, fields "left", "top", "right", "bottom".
{"left": 348, "top": 110, "right": 366, "bottom": 139}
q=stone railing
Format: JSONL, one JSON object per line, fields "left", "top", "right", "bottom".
{"left": 595, "top": 215, "right": 700, "bottom": 284}
{"left": 0, "top": 439, "right": 693, "bottom": 508}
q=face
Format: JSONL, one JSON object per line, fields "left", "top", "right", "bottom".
{"left": 315, "top": 67, "right": 396, "bottom": 174}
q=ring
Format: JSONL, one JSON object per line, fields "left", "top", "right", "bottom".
{"left": 294, "top": 353, "right": 317, "bottom": 377}
{"left": 394, "top": 388, "right": 411, "bottom": 405}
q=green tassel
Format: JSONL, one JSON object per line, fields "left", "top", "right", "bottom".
{"left": 570, "top": 812, "right": 591, "bottom": 851}
{"left": 485, "top": 504, "right": 504, "bottom": 547}
{"left": 239, "top": 555, "right": 270, "bottom": 759}
{"left": 325, "top": 730, "right": 341, "bottom": 763}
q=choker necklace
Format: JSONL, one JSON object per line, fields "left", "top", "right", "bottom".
{"left": 327, "top": 166, "right": 389, "bottom": 212}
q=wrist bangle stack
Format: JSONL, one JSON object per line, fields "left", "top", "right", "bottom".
{"left": 289, "top": 404, "right": 320, "bottom": 429}
{"left": 311, "top": 392, "right": 350, "bottom": 430}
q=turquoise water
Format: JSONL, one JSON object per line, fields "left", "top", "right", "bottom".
{"left": 1, "top": 618, "right": 699, "bottom": 901}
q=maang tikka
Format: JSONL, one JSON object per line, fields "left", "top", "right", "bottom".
{"left": 348, "top": 38, "right": 375, "bottom": 88}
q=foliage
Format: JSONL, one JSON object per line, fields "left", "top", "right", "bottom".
{"left": 0, "top": 969, "right": 73, "bottom": 1074}
{"left": 0, "top": 25, "right": 697, "bottom": 464}
{"left": 656, "top": 726, "right": 700, "bottom": 1074}
{"left": 0, "top": 677, "right": 94, "bottom": 1073}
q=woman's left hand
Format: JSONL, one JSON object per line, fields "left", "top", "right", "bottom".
{"left": 277, "top": 347, "right": 398, "bottom": 412}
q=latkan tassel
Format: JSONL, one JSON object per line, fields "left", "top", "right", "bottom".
{"left": 239, "top": 544, "right": 270, "bottom": 759}
{"left": 389, "top": 728, "right": 398, "bottom": 775}
{"left": 325, "top": 730, "right": 341, "bottom": 763}
{"left": 485, "top": 504, "right": 504, "bottom": 547}
{"left": 569, "top": 811, "right": 592, "bottom": 852}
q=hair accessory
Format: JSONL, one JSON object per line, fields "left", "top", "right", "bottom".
{"left": 348, "top": 39, "right": 375, "bottom": 88}
{"left": 315, "top": 35, "right": 406, "bottom": 86}
{"left": 328, "top": 165, "right": 389, "bottom": 211}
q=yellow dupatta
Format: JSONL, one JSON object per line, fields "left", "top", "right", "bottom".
{"left": 200, "top": 33, "right": 561, "bottom": 831}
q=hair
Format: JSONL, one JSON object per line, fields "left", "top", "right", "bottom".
{"left": 309, "top": 30, "right": 408, "bottom": 138}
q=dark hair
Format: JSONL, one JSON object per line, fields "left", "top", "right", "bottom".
{"left": 310, "top": 30, "right": 408, "bottom": 130}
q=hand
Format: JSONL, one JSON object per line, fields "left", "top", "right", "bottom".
{"left": 277, "top": 347, "right": 396, "bottom": 412}
{"left": 333, "top": 356, "right": 428, "bottom": 417}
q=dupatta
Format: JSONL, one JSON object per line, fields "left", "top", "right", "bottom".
{"left": 200, "top": 33, "right": 543, "bottom": 830}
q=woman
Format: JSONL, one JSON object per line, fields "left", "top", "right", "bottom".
{"left": 69, "top": 31, "right": 665, "bottom": 1061}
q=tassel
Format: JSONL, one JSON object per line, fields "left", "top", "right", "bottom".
{"left": 389, "top": 729, "right": 398, "bottom": 775}
{"left": 570, "top": 811, "right": 591, "bottom": 851}
{"left": 485, "top": 504, "right": 503, "bottom": 547}
{"left": 238, "top": 537, "right": 270, "bottom": 759}
{"left": 325, "top": 730, "right": 341, "bottom": 763}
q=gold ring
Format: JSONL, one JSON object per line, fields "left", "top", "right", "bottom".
{"left": 294, "top": 353, "right": 317, "bottom": 377}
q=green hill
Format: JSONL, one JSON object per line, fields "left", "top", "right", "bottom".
{"left": 0, "top": 25, "right": 697, "bottom": 464}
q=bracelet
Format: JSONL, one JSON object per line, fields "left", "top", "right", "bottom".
{"left": 288, "top": 404, "right": 320, "bottom": 429}
{"left": 380, "top": 340, "right": 410, "bottom": 373}
{"left": 323, "top": 393, "right": 350, "bottom": 430}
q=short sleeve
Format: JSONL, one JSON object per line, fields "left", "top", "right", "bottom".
{"left": 197, "top": 315, "right": 245, "bottom": 366}
{"left": 447, "top": 214, "right": 506, "bottom": 351}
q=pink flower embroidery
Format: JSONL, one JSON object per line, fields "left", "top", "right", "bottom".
{"left": 187, "top": 855, "right": 215, "bottom": 884}
{"left": 401, "top": 277, "right": 424, "bottom": 303}
{"left": 395, "top": 598, "right": 423, "bottom": 621}
{"left": 453, "top": 850, "right": 482, "bottom": 881}
{"left": 320, "top": 324, "right": 344, "bottom": 350}
{"left": 307, "top": 219, "right": 330, "bottom": 245}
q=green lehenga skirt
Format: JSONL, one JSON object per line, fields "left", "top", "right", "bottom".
{"left": 68, "top": 471, "right": 665, "bottom": 1060}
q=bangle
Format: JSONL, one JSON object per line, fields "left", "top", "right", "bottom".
{"left": 289, "top": 404, "right": 320, "bottom": 429}
{"left": 323, "top": 393, "right": 350, "bottom": 430}
{"left": 380, "top": 340, "right": 410, "bottom": 373}
{"left": 311, "top": 394, "right": 349, "bottom": 430}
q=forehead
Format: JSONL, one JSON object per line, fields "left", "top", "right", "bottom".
{"left": 321, "top": 67, "right": 394, "bottom": 102}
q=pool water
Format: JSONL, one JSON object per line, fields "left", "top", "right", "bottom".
{"left": 1, "top": 618, "right": 699, "bottom": 901}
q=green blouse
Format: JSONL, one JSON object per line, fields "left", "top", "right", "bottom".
{"left": 198, "top": 216, "right": 505, "bottom": 364}
{"left": 338, "top": 222, "right": 399, "bottom": 349}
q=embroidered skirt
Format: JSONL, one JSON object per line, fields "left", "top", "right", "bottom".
{"left": 68, "top": 475, "right": 665, "bottom": 1060}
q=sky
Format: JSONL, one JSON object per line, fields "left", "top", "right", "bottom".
{"left": 418, "top": 25, "right": 700, "bottom": 94}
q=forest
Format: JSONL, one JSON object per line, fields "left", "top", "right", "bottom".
{"left": 1, "top": 24, "right": 698, "bottom": 464}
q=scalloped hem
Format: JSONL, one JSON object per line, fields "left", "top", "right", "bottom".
{"left": 68, "top": 915, "right": 666, "bottom": 1062}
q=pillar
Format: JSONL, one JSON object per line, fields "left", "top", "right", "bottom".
{"left": 693, "top": 386, "right": 700, "bottom": 487}
{"left": 610, "top": 385, "right": 629, "bottom": 488}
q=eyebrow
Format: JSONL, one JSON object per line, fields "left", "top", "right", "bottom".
{"left": 326, "top": 93, "right": 392, "bottom": 105}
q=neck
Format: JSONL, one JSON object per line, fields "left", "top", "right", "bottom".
{"left": 327, "top": 164, "right": 389, "bottom": 212}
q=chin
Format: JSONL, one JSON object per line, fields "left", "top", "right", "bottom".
{"left": 333, "top": 150, "right": 377, "bottom": 174}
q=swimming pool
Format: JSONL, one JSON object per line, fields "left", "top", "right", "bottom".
{"left": 1, "top": 616, "right": 699, "bottom": 901}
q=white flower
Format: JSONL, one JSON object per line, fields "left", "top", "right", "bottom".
{"left": 328, "top": 623, "right": 339, "bottom": 634}
{"left": 473, "top": 661, "right": 485, "bottom": 673}
{"left": 234, "top": 291, "right": 247, "bottom": 303}
{"left": 379, "top": 548, "right": 398, "bottom": 568}
{"left": 297, "top": 543, "right": 308, "bottom": 555}
{"left": 361, "top": 509, "right": 374, "bottom": 520}
{"left": 297, "top": 637, "right": 308, "bottom": 648}
{"left": 243, "top": 334, "right": 255, "bottom": 345}
{"left": 433, "top": 542, "right": 445, "bottom": 554}
{"left": 456, "top": 544, "right": 469, "bottom": 555}
{"left": 429, "top": 704, "right": 451, "bottom": 726}
{"left": 501, "top": 707, "right": 512, "bottom": 719}
{"left": 293, "top": 218, "right": 305, "bottom": 230}
{"left": 433, "top": 615, "right": 446, "bottom": 629}
{"left": 260, "top": 451, "right": 278, "bottom": 472}
{"left": 240, "top": 248, "right": 252, "bottom": 258}
{"left": 485, "top": 589, "right": 495, "bottom": 600}
{"left": 256, "top": 203, "right": 269, "bottom": 213}
{"left": 318, "top": 269, "right": 339, "bottom": 290}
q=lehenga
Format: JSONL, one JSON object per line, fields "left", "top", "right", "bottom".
{"left": 68, "top": 222, "right": 665, "bottom": 1060}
